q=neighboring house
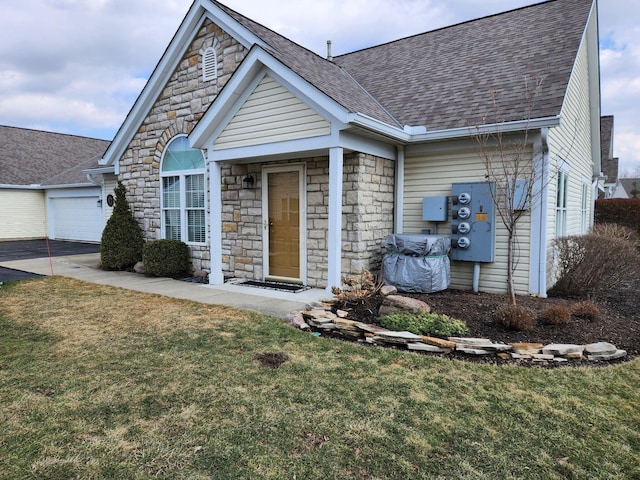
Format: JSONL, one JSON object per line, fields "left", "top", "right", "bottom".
{"left": 0, "top": 126, "right": 111, "bottom": 242}
{"left": 600, "top": 115, "right": 619, "bottom": 198}
{"left": 612, "top": 178, "right": 640, "bottom": 199}
{"left": 100, "top": 0, "right": 602, "bottom": 296}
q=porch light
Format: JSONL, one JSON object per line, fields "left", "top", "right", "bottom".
{"left": 242, "top": 174, "right": 255, "bottom": 189}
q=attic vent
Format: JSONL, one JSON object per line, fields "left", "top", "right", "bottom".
{"left": 202, "top": 47, "right": 217, "bottom": 82}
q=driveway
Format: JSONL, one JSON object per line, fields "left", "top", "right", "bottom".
{"left": 0, "top": 239, "right": 100, "bottom": 282}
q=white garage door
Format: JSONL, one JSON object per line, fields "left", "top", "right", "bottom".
{"left": 50, "top": 196, "right": 104, "bottom": 242}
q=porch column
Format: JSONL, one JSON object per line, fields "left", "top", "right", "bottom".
{"left": 327, "top": 147, "right": 343, "bottom": 294}
{"left": 209, "top": 160, "right": 224, "bottom": 285}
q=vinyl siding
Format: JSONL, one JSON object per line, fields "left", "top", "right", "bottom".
{"left": 546, "top": 24, "right": 596, "bottom": 285}
{"left": 0, "top": 189, "right": 47, "bottom": 239}
{"left": 404, "top": 147, "right": 532, "bottom": 295}
{"left": 214, "top": 75, "right": 330, "bottom": 150}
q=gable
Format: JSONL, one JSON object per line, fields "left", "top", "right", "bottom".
{"left": 214, "top": 75, "right": 330, "bottom": 150}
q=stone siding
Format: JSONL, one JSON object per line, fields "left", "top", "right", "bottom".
{"left": 117, "top": 19, "right": 248, "bottom": 272}
{"left": 219, "top": 154, "right": 395, "bottom": 288}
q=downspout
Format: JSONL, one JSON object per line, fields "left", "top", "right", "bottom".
{"left": 536, "top": 127, "right": 551, "bottom": 297}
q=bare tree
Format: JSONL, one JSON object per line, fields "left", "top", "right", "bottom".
{"left": 470, "top": 76, "right": 559, "bottom": 304}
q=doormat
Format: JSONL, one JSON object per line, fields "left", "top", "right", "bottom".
{"left": 236, "top": 279, "right": 310, "bottom": 293}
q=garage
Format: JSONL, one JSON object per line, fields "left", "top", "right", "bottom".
{"left": 47, "top": 188, "right": 104, "bottom": 242}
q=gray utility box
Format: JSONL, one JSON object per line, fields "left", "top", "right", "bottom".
{"left": 422, "top": 195, "right": 448, "bottom": 222}
{"left": 450, "top": 182, "right": 495, "bottom": 263}
{"left": 382, "top": 234, "right": 451, "bottom": 293}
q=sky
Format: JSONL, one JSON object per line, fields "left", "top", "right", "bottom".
{"left": 0, "top": 0, "right": 638, "bottom": 176}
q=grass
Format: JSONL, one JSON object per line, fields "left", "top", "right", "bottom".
{"left": 1, "top": 277, "right": 639, "bottom": 479}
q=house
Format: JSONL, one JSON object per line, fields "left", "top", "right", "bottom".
{"left": 99, "top": 0, "right": 602, "bottom": 296}
{"left": 0, "top": 125, "right": 111, "bottom": 242}
{"left": 600, "top": 115, "right": 619, "bottom": 198}
{"left": 612, "top": 178, "right": 640, "bottom": 199}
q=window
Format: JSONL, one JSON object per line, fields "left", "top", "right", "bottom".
{"left": 580, "top": 181, "right": 589, "bottom": 233}
{"left": 202, "top": 47, "right": 217, "bottom": 82}
{"left": 161, "top": 136, "right": 206, "bottom": 243}
{"left": 555, "top": 170, "right": 568, "bottom": 237}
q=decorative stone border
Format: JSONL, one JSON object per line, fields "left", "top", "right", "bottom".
{"left": 284, "top": 301, "right": 627, "bottom": 365}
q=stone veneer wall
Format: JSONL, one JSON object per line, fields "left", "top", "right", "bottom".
{"left": 219, "top": 153, "right": 395, "bottom": 288}
{"left": 117, "top": 19, "right": 248, "bottom": 272}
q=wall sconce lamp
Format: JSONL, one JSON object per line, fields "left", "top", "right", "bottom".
{"left": 242, "top": 174, "right": 255, "bottom": 189}
{"left": 96, "top": 198, "right": 103, "bottom": 207}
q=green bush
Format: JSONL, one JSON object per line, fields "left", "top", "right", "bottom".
{"left": 100, "top": 182, "right": 144, "bottom": 271}
{"left": 594, "top": 198, "right": 640, "bottom": 234}
{"left": 378, "top": 311, "right": 469, "bottom": 337}
{"left": 143, "top": 239, "right": 190, "bottom": 278}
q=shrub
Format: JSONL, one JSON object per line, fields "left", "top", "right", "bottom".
{"left": 143, "top": 239, "right": 190, "bottom": 278}
{"left": 549, "top": 234, "right": 640, "bottom": 298}
{"left": 571, "top": 301, "right": 600, "bottom": 321}
{"left": 591, "top": 223, "right": 639, "bottom": 244}
{"left": 100, "top": 182, "right": 144, "bottom": 271}
{"left": 331, "top": 270, "right": 384, "bottom": 322}
{"left": 495, "top": 304, "right": 536, "bottom": 331}
{"left": 594, "top": 198, "right": 640, "bottom": 234}
{"left": 539, "top": 305, "right": 571, "bottom": 325}
{"left": 378, "top": 311, "right": 469, "bottom": 337}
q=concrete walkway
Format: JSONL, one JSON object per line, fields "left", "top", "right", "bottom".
{"left": 0, "top": 253, "right": 327, "bottom": 318}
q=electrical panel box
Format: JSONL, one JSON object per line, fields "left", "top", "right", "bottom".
{"left": 450, "top": 182, "right": 495, "bottom": 262}
{"left": 422, "top": 196, "right": 448, "bottom": 222}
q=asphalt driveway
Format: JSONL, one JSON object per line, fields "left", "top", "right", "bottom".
{"left": 0, "top": 239, "right": 100, "bottom": 282}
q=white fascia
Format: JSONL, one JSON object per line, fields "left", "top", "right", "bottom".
{"left": 347, "top": 113, "right": 561, "bottom": 145}
{"left": 100, "top": 0, "right": 269, "bottom": 168}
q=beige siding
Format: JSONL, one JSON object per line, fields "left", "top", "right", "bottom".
{"left": 214, "top": 75, "right": 331, "bottom": 150}
{"left": 404, "top": 147, "right": 532, "bottom": 295}
{"left": 0, "top": 189, "right": 46, "bottom": 240}
{"left": 546, "top": 28, "right": 597, "bottom": 285}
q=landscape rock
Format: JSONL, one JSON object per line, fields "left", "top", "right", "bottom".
{"left": 587, "top": 350, "right": 626, "bottom": 361}
{"left": 380, "top": 295, "right": 431, "bottom": 314}
{"left": 284, "top": 311, "right": 309, "bottom": 330}
{"left": 408, "top": 343, "right": 451, "bottom": 353}
{"left": 511, "top": 343, "right": 544, "bottom": 355}
{"left": 542, "top": 344, "right": 584, "bottom": 357}
{"left": 421, "top": 336, "right": 457, "bottom": 349}
{"left": 584, "top": 342, "right": 618, "bottom": 355}
{"left": 449, "top": 337, "right": 492, "bottom": 345}
{"left": 373, "top": 330, "right": 424, "bottom": 344}
{"left": 457, "top": 347, "right": 492, "bottom": 355}
{"left": 305, "top": 301, "right": 331, "bottom": 311}
{"left": 133, "top": 261, "right": 145, "bottom": 274}
{"left": 380, "top": 285, "right": 398, "bottom": 297}
{"left": 193, "top": 270, "right": 208, "bottom": 278}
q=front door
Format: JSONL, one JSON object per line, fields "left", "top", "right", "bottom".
{"left": 263, "top": 165, "right": 305, "bottom": 283}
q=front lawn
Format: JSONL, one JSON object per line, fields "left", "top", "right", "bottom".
{"left": 1, "top": 277, "right": 639, "bottom": 479}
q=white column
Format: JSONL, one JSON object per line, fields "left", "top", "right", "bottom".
{"left": 209, "top": 160, "right": 224, "bottom": 284}
{"left": 327, "top": 147, "right": 343, "bottom": 294}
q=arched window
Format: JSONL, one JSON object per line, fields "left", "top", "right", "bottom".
{"left": 202, "top": 46, "right": 217, "bottom": 82}
{"left": 161, "top": 136, "right": 206, "bottom": 243}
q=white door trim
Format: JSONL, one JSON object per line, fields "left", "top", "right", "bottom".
{"left": 261, "top": 163, "right": 307, "bottom": 284}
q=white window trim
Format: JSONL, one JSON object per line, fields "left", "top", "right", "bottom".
{"left": 555, "top": 169, "right": 568, "bottom": 238}
{"left": 580, "top": 179, "right": 589, "bottom": 234}
{"left": 160, "top": 136, "right": 207, "bottom": 245}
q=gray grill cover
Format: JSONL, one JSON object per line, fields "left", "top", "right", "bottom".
{"left": 382, "top": 234, "right": 451, "bottom": 293}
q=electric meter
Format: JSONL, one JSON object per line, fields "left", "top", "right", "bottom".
{"left": 458, "top": 192, "right": 471, "bottom": 205}
{"left": 458, "top": 222, "right": 471, "bottom": 234}
{"left": 458, "top": 207, "right": 471, "bottom": 219}
{"left": 457, "top": 237, "right": 471, "bottom": 249}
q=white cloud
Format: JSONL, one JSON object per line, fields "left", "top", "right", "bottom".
{"left": 0, "top": 0, "right": 637, "bottom": 174}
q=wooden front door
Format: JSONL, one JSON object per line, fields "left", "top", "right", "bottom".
{"left": 263, "top": 165, "right": 305, "bottom": 283}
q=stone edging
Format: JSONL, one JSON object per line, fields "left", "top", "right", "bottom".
{"left": 284, "top": 303, "right": 627, "bottom": 365}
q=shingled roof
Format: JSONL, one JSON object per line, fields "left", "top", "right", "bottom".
{"left": 0, "top": 125, "right": 110, "bottom": 186}
{"left": 212, "top": 1, "right": 400, "bottom": 127}
{"left": 214, "top": 0, "right": 593, "bottom": 132}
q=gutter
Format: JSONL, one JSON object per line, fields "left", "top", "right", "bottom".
{"left": 348, "top": 113, "right": 562, "bottom": 144}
